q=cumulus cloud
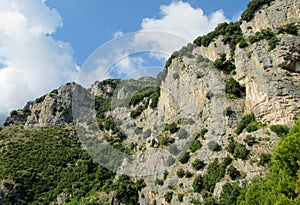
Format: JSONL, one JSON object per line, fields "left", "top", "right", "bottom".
{"left": 0, "top": 0, "right": 77, "bottom": 122}
{"left": 140, "top": 1, "right": 229, "bottom": 41}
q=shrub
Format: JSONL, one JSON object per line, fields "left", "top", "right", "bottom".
{"left": 270, "top": 125, "right": 289, "bottom": 137}
{"left": 245, "top": 122, "right": 259, "bottom": 133}
{"left": 197, "top": 128, "right": 208, "bottom": 139}
{"left": 192, "top": 159, "right": 205, "bottom": 170}
{"left": 178, "top": 152, "right": 190, "bottom": 164}
{"left": 177, "top": 168, "right": 185, "bottom": 178}
{"left": 233, "top": 143, "right": 249, "bottom": 160}
{"left": 173, "top": 72, "right": 180, "bottom": 80}
{"left": 169, "top": 144, "right": 180, "bottom": 155}
{"left": 208, "top": 141, "right": 222, "bottom": 152}
{"left": 164, "top": 122, "right": 179, "bottom": 134}
{"left": 164, "top": 192, "right": 173, "bottom": 203}
{"left": 236, "top": 113, "right": 256, "bottom": 134}
{"left": 241, "top": 0, "right": 275, "bottom": 22}
{"left": 178, "top": 128, "right": 188, "bottom": 139}
{"left": 277, "top": 23, "right": 299, "bottom": 35}
{"left": 166, "top": 156, "right": 176, "bottom": 167}
{"left": 154, "top": 179, "right": 164, "bottom": 186}
{"left": 193, "top": 175, "right": 204, "bottom": 193}
{"left": 244, "top": 135, "right": 256, "bottom": 146}
{"left": 225, "top": 78, "right": 245, "bottom": 98}
{"left": 219, "top": 182, "right": 241, "bottom": 205}
{"left": 190, "top": 140, "right": 203, "bottom": 153}
{"left": 223, "top": 107, "right": 234, "bottom": 116}
{"left": 258, "top": 153, "right": 271, "bottom": 166}
{"left": 227, "top": 165, "right": 240, "bottom": 180}
{"left": 268, "top": 36, "right": 280, "bottom": 50}
{"left": 178, "top": 194, "right": 184, "bottom": 202}
{"left": 213, "top": 53, "right": 236, "bottom": 73}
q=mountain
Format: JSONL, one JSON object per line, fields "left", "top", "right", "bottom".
{"left": 1, "top": 0, "right": 300, "bottom": 204}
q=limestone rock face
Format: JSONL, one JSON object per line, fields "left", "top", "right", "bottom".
{"left": 4, "top": 83, "right": 77, "bottom": 128}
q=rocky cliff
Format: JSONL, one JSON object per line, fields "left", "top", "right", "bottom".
{"left": 2, "top": 0, "right": 300, "bottom": 204}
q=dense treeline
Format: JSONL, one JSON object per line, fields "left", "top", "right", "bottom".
{"left": 0, "top": 125, "right": 144, "bottom": 204}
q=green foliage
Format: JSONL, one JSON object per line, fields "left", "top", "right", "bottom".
{"left": 178, "top": 152, "right": 190, "bottom": 164}
{"left": 241, "top": 0, "right": 275, "bottom": 22}
{"left": 178, "top": 128, "right": 189, "bottom": 139}
{"left": 219, "top": 182, "right": 241, "bottom": 205}
{"left": 237, "top": 116, "right": 300, "bottom": 204}
{"left": 245, "top": 121, "right": 259, "bottom": 133}
{"left": 193, "top": 22, "right": 245, "bottom": 54}
{"left": 178, "top": 194, "right": 184, "bottom": 202}
{"left": 164, "top": 192, "right": 173, "bottom": 203}
{"left": 223, "top": 107, "right": 233, "bottom": 116}
{"left": 235, "top": 113, "right": 256, "bottom": 134}
{"left": 258, "top": 153, "right": 272, "bottom": 166}
{"left": 193, "top": 175, "right": 204, "bottom": 193}
{"left": 166, "top": 156, "right": 176, "bottom": 167}
{"left": 173, "top": 72, "right": 180, "bottom": 80}
{"left": 227, "top": 140, "right": 249, "bottom": 160}
{"left": 208, "top": 141, "right": 222, "bottom": 152}
{"left": 268, "top": 36, "right": 280, "bottom": 50}
{"left": 244, "top": 135, "right": 256, "bottom": 146}
{"left": 278, "top": 23, "right": 299, "bottom": 35}
{"left": 154, "top": 179, "right": 164, "bottom": 186}
{"left": 199, "top": 158, "right": 231, "bottom": 194}
{"left": 176, "top": 168, "right": 185, "bottom": 178}
{"left": 196, "top": 128, "right": 208, "bottom": 139}
{"left": 164, "top": 122, "right": 179, "bottom": 134}
{"left": 112, "top": 175, "right": 146, "bottom": 204}
{"left": 247, "top": 28, "right": 280, "bottom": 50}
{"left": 190, "top": 140, "right": 203, "bottom": 153}
{"left": 227, "top": 165, "right": 241, "bottom": 180}
{"left": 270, "top": 124, "right": 289, "bottom": 137}
{"left": 0, "top": 126, "right": 116, "bottom": 204}
{"left": 192, "top": 159, "right": 205, "bottom": 170}
{"left": 225, "top": 78, "right": 245, "bottom": 99}
{"left": 129, "top": 86, "right": 160, "bottom": 118}
{"left": 213, "top": 53, "right": 236, "bottom": 73}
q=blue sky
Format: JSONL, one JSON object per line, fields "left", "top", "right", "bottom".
{"left": 0, "top": 0, "right": 249, "bottom": 123}
{"left": 47, "top": 0, "right": 249, "bottom": 66}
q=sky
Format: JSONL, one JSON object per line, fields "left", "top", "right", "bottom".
{"left": 0, "top": 0, "right": 250, "bottom": 124}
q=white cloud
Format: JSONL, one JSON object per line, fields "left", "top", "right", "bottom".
{"left": 140, "top": 1, "right": 229, "bottom": 41}
{"left": 0, "top": 0, "right": 77, "bottom": 119}
{"left": 79, "top": 1, "right": 229, "bottom": 87}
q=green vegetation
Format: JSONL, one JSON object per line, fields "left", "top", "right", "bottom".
{"left": 235, "top": 113, "right": 256, "bottom": 134}
{"left": 225, "top": 78, "right": 245, "bottom": 99}
{"left": 227, "top": 165, "right": 241, "bottom": 180}
{"left": 193, "top": 22, "right": 245, "bottom": 54}
{"left": 178, "top": 194, "right": 184, "bottom": 202}
{"left": 129, "top": 86, "right": 160, "bottom": 118}
{"left": 237, "top": 116, "right": 300, "bottom": 203}
{"left": 173, "top": 72, "right": 180, "bottom": 80}
{"left": 247, "top": 28, "right": 280, "bottom": 50}
{"left": 178, "top": 152, "right": 190, "bottom": 164}
{"left": 270, "top": 124, "right": 289, "bottom": 137}
{"left": 223, "top": 106, "right": 233, "bottom": 116}
{"left": 219, "top": 182, "right": 241, "bottom": 205}
{"left": 258, "top": 153, "right": 272, "bottom": 166}
{"left": 164, "top": 122, "right": 179, "bottom": 134}
{"left": 176, "top": 168, "right": 186, "bottom": 178}
{"left": 278, "top": 23, "right": 299, "bottom": 35}
{"left": 213, "top": 53, "right": 235, "bottom": 73}
{"left": 241, "top": 0, "right": 275, "bottom": 22}
{"left": 190, "top": 140, "right": 203, "bottom": 153}
{"left": 0, "top": 125, "right": 146, "bottom": 204}
{"left": 227, "top": 140, "right": 250, "bottom": 160}
{"left": 164, "top": 192, "right": 173, "bottom": 203}
{"left": 192, "top": 159, "right": 206, "bottom": 170}
{"left": 196, "top": 128, "right": 208, "bottom": 139}
{"left": 193, "top": 157, "right": 232, "bottom": 195}
{"left": 244, "top": 135, "right": 256, "bottom": 146}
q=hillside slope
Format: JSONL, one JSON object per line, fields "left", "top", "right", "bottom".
{"left": 1, "top": 0, "right": 300, "bottom": 204}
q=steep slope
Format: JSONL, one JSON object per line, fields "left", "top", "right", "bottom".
{"left": 1, "top": 0, "right": 300, "bottom": 204}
